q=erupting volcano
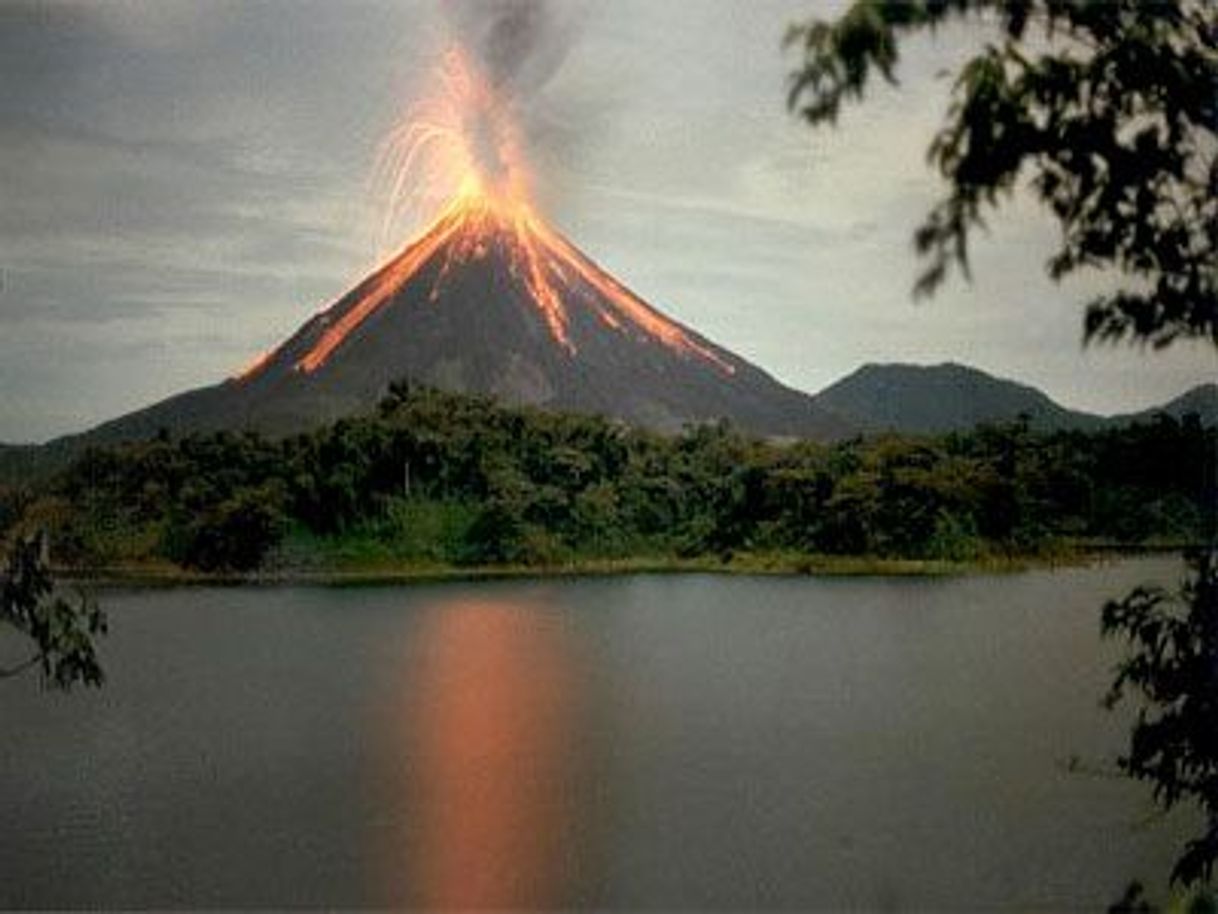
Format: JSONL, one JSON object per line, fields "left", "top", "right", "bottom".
{"left": 79, "top": 38, "right": 847, "bottom": 446}
{"left": 265, "top": 180, "right": 736, "bottom": 384}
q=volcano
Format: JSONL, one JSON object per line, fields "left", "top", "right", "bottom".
{"left": 78, "top": 192, "right": 848, "bottom": 445}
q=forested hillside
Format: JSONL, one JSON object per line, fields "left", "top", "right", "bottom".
{"left": 1, "top": 384, "right": 1212, "bottom": 574}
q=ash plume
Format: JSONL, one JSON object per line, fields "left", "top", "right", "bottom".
{"left": 444, "top": 0, "right": 575, "bottom": 99}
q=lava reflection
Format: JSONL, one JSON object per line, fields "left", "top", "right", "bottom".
{"left": 408, "top": 600, "right": 584, "bottom": 910}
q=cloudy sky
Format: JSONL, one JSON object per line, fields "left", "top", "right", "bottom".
{"left": 1, "top": 0, "right": 1213, "bottom": 442}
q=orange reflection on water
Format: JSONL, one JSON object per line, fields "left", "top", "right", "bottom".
{"left": 409, "top": 600, "right": 582, "bottom": 910}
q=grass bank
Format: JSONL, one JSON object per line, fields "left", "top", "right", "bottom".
{"left": 58, "top": 546, "right": 1111, "bottom": 588}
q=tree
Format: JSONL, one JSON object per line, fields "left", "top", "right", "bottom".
{"left": 1, "top": 532, "right": 106, "bottom": 689}
{"left": 1102, "top": 550, "right": 1218, "bottom": 888}
{"left": 788, "top": 0, "right": 1217, "bottom": 891}
{"left": 167, "top": 485, "right": 287, "bottom": 573}
{"left": 787, "top": 0, "right": 1217, "bottom": 347}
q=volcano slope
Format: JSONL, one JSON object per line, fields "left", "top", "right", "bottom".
{"left": 66, "top": 195, "right": 850, "bottom": 449}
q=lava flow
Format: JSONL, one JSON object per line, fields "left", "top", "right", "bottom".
{"left": 246, "top": 48, "right": 734, "bottom": 381}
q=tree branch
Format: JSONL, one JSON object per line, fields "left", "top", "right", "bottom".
{"left": 0, "top": 653, "right": 42, "bottom": 680}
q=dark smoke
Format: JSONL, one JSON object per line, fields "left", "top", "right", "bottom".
{"left": 444, "top": 0, "right": 575, "bottom": 101}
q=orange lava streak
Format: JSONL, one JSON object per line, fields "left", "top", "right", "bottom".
{"left": 514, "top": 214, "right": 575, "bottom": 354}
{"left": 295, "top": 200, "right": 466, "bottom": 374}
{"left": 234, "top": 348, "right": 273, "bottom": 383}
{"left": 529, "top": 216, "right": 737, "bottom": 375}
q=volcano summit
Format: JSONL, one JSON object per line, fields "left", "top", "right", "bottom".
{"left": 81, "top": 189, "right": 846, "bottom": 445}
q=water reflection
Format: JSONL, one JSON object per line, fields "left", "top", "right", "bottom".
{"left": 404, "top": 598, "right": 589, "bottom": 909}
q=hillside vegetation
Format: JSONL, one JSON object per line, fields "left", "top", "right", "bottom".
{"left": 0, "top": 384, "right": 1212, "bottom": 576}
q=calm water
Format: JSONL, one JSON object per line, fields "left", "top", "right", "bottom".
{"left": 0, "top": 559, "right": 1197, "bottom": 909}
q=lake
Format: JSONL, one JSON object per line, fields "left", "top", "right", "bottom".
{"left": 0, "top": 559, "right": 1197, "bottom": 909}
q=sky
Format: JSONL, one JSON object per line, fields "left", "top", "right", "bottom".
{"left": 0, "top": 0, "right": 1213, "bottom": 443}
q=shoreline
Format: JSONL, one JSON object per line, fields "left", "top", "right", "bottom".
{"left": 50, "top": 547, "right": 1182, "bottom": 589}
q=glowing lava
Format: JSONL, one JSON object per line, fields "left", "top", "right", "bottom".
{"left": 372, "top": 49, "right": 531, "bottom": 249}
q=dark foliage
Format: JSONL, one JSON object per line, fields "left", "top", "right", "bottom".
{"left": 1, "top": 533, "right": 105, "bottom": 689}
{"left": 1103, "top": 550, "right": 1218, "bottom": 887}
{"left": 164, "top": 485, "right": 287, "bottom": 574}
{"left": 3, "top": 386, "right": 1212, "bottom": 574}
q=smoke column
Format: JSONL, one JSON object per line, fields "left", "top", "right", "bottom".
{"left": 442, "top": 0, "right": 579, "bottom": 185}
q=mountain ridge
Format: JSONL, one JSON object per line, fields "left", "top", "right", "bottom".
{"left": 1115, "top": 381, "right": 1218, "bottom": 427}
{"left": 806, "top": 361, "right": 1215, "bottom": 435}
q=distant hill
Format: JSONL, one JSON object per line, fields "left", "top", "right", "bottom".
{"left": 1115, "top": 383, "right": 1218, "bottom": 428}
{"left": 808, "top": 362, "right": 1107, "bottom": 435}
